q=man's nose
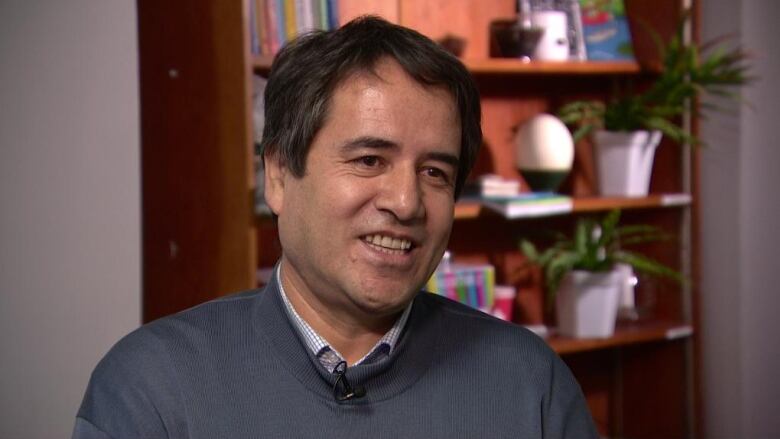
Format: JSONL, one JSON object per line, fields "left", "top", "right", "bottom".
{"left": 374, "top": 167, "right": 425, "bottom": 222}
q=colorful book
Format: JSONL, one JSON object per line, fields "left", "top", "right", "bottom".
{"left": 479, "top": 193, "right": 573, "bottom": 218}
{"left": 579, "top": 0, "right": 634, "bottom": 61}
{"left": 298, "top": 0, "right": 315, "bottom": 35}
{"left": 272, "top": 0, "right": 286, "bottom": 52}
{"left": 283, "top": 0, "right": 297, "bottom": 41}
{"left": 326, "top": 0, "right": 339, "bottom": 30}
{"left": 254, "top": 0, "right": 271, "bottom": 55}
{"left": 318, "top": 0, "right": 329, "bottom": 29}
{"left": 249, "top": 0, "right": 260, "bottom": 54}
{"left": 426, "top": 263, "right": 495, "bottom": 311}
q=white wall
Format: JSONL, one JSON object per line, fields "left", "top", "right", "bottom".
{"left": 0, "top": 1, "right": 141, "bottom": 438}
{"left": 701, "top": 0, "right": 780, "bottom": 437}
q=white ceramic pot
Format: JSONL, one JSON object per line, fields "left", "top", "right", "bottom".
{"left": 593, "top": 130, "right": 662, "bottom": 197}
{"left": 556, "top": 269, "right": 623, "bottom": 338}
{"left": 531, "top": 11, "right": 570, "bottom": 61}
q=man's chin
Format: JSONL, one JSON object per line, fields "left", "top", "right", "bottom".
{"left": 351, "top": 290, "right": 417, "bottom": 317}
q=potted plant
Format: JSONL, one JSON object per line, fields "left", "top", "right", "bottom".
{"left": 520, "top": 209, "right": 681, "bottom": 338}
{"left": 558, "top": 11, "right": 753, "bottom": 196}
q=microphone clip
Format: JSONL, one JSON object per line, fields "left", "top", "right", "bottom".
{"left": 332, "top": 360, "right": 366, "bottom": 402}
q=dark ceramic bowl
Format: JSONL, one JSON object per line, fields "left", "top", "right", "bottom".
{"left": 489, "top": 19, "right": 543, "bottom": 58}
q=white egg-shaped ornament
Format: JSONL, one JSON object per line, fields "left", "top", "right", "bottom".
{"left": 514, "top": 114, "right": 574, "bottom": 192}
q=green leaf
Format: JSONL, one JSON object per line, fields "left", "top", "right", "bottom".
{"left": 614, "top": 251, "right": 683, "bottom": 282}
{"left": 520, "top": 240, "right": 539, "bottom": 261}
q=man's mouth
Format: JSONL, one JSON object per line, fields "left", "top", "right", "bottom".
{"left": 362, "top": 234, "right": 413, "bottom": 255}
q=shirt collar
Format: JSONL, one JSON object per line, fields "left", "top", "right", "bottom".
{"left": 275, "top": 262, "right": 413, "bottom": 371}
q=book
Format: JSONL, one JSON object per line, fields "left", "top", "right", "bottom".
{"left": 298, "top": 0, "right": 315, "bottom": 35}
{"left": 254, "top": 0, "right": 271, "bottom": 55}
{"left": 427, "top": 263, "right": 495, "bottom": 311}
{"left": 480, "top": 193, "right": 573, "bottom": 218}
{"left": 271, "top": 0, "right": 286, "bottom": 52}
{"left": 578, "top": 0, "right": 634, "bottom": 61}
{"left": 284, "top": 0, "right": 297, "bottom": 41}
{"left": 567, "top": 0, "right": 587, "bottom": 60}
{"left": 326, "top": 0, "right": 339, "bottom": 30}
{"left": 249, "top": 0, "right": 260, "bottom": 54}
{"left": 462, "top": 174, "right": 521, "bottom": 198}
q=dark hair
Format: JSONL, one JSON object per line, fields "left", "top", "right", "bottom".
{"left": 260, "top": 15, "right": 482, "bottom": 198}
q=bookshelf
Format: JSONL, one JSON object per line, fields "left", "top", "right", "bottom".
{"left": 453, "top": 193, "right": 692, "bottom": 219}
{"left": 139, "top": 1, "right": 700, "bottom": 437}
{"left": 254, "top": 54, "right": 644, "bottom": 75}
{"left": 548, "top": 321, "right": 693, "bottom": 355}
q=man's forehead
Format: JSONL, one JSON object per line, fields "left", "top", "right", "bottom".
{"left": 334, "top": 58, "right": 456, "bottom": 105}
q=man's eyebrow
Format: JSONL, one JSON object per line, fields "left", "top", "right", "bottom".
{"left": 339, "top": 136, "right": 460, "bottom": 168}
{"left": 339, "top": 136, "right": 398, "bottom": 151}
{"left": 426, "top": 152, "right": 460, "bottom": 169}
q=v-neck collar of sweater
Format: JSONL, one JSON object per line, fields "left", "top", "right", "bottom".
{"left": 251, "top": 269, "right": 441, "bottom": 405}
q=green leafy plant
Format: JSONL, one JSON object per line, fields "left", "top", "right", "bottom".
{"left": 558, "top": 10, "right": 753, "bottom": 145}
{"left": 520, "top": 210, "right": 682, "bottom": 307}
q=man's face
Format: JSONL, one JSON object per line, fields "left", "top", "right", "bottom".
{"left": 266, "top": 58, "right": 461, "bottom": 323}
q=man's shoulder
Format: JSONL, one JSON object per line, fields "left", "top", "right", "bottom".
{"left": 134, "top": 288, "right": 268, "bottom": 352}
{"left": 148, "top": 288, "right": 263, "bottom": 330}
{"left": 94, "top": 288, "right": 266, "bottom": 375}
{"left": 416, "top": 292, "right": 553, "bottom": 358}
{"left": 77, "top": 288, "right": 270, "bottom": 434}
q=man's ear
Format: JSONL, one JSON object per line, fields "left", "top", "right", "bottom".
{"left": 263, "top": 152, "right": 286, "bottom": 215}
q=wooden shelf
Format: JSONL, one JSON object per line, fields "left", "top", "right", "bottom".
{"left": 464, "top": 59, "right": 642, "bottom": 75}
{"left": 547, "top": 321, "right": 693, "bottom": 355}
{"left": 572, "top": 193, "right": 692, "bottom": 212}
{"left": 253, "top": 55, "right": 644, "bottom": 76}
{"left": 454, "top": 193, "right": 691, "bottom": 220}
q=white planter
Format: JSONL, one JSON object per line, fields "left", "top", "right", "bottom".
{"left": 556, "top": 269, "right": 623, "bottom": 338}
{"left": 593, "top": 130, "right": 662, "bottom": 197}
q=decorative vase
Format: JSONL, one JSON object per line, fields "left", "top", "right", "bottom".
{"left": 556, "top": 269, "right": 623, "bottom": 338}
{"left": 593, "top": 130, "right": 662, "bottom": 197}
{"left": 515, "top": 114, "right": 574, "bottom": 192}
{"left": 531, "top": 10, "right": 570, "bottom": 61}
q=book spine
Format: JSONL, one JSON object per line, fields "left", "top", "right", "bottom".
{"left": 319, "top": 0, "right": 329, "bottom": 29}
{"left": 486, "top": 267, "right": 495, "bottom": 309}
{"left": 455, "top": 273, "right": 467, "bottom": 304}
{"left": 311, "top": 0, "right": 322, "bottom": 30}
{"left": 326, "top": 0, "right": 339, "bottom": 30}
{"left": 249, "top": 0, "right": 260, "bottom": 54}
{"left": 426, "top": 272, "right": 438, "bottom": 294}
{"left": 270, "top": 0, "right": 285, "bottom": 52}
{"left": 254, "top": 0, "right": 270, "bottom": 55}
{"left": 569, "top": 0, "right": 587, "bottom": 60}
{"left": 284, "top": 0, "right": 297, "bottom": 41}
{"left": 299, "top": 0, "right": 314, "bottom": 35}
{"left": 475, "top": 270, "right": 485, "bottom": 309}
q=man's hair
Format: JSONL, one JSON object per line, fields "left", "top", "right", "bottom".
{"left": 260, "top": 15, "right": 482, "bottom": 198}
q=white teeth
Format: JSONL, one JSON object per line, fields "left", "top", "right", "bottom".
{"left": 363, "top": 234, "right": 412, "bottom": 251}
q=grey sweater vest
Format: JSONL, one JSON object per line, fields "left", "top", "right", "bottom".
{"left": 74, "top": 273, "right": 597, "bottom": 439}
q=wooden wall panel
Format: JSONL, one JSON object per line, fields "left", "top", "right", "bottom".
{"left": 139, "top": 1, "right": 255, "bottom": 322}
{"left": 399, "top": 0, "right": 515, "bottom": 59}
{"left": 339, "top": 0, "right": 400, "bottom": 24}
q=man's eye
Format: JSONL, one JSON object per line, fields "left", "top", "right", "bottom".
{"left": 423, "top": 167, "right": 452, "bottom": 184}
{"left": 357, "top": 156, "right": 380, "bottom": 167}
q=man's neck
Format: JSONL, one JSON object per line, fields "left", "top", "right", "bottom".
{"left": 279, "top": 263, "right": 399, "bottom": 365}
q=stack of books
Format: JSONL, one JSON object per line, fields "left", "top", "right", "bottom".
{"left": 250, "top": 0, "right": 340, "bottom": 56}
{"left": 427, "top": 262, "right": 495, "bottom": 313}
{"left": 479, "top": 192, "right": 573, "bottom": 218}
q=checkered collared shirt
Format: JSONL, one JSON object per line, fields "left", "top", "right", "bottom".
{"left": 276, "top": 264, "right": 413, "bottom": 373}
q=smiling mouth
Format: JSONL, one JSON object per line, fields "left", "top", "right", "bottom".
{"left": 362, "top": 234, "right": 414, "bottom": 255}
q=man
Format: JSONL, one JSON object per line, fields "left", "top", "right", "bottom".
{"left": 74, "top": 16, "right": 597, "bottom": 439}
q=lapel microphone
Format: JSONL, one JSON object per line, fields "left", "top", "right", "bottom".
{"left": 332, "top": 361, "right": 366, "bottom": 402}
